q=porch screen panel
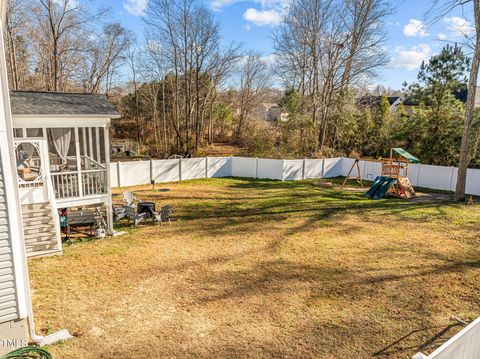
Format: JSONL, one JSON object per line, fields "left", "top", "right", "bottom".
{"left": 47, "top": 128, "right": 77, "bottom": 172}
{"left": 91, "top": 128, "right": 98, "bottom": 164}
{"left": 78, "top": 127, "right": 88, "bottom": 170}
{"left": 26, "top": 128, "right": 42, "bottom": 138}
{"left": 99, "top": 127, "right": 106, "bottom": 164}
{"left": 13, "top": 128, "right": 23, "bottom": 138}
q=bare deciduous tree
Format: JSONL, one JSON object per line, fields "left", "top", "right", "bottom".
{"left": 82, "top": 23, "right": 133, "bottom": 94}
{"left": 234, "top": 52, "right": 271, "bottom": 143}
{"left": 273, "top": 0, "right": 389, "bottom": 150}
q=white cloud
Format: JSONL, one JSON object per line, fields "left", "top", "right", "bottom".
{"left": 438, "top": 33, "right": 448, "bottom": 40}
{"left": 243, "top": 8, "right": 282, "bottom": 26}
{"left": 403, "top": 19, "right": 429, "bottom": 37}
{"left": 211, "top": 0, "right": 289, "bottom": 10}
{"left": 262, "top": 54, "right": 277, "bottom": 65}
{"left": 388, "top": 44, "right": 431, "bottom": 71}
{"left": 444, "top": 16, "right": 475, "bottom": 36}
{"left": 123, "top": 0, "right": 148, "bottom": 16}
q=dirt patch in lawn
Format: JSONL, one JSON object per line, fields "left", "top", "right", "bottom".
{"left": 28, "top": 178, "right": 480, "bottom": 358}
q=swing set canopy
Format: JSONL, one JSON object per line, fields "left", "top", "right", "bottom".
{"left": 392, "top": 148, "right": 420, "bottom": 163}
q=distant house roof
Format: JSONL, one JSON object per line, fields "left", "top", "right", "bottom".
{"left": 9, "top": 91, "right": 120, "bottom": 117}
{"left": 357, "top": 95, "right": 402, "bottom": 109}
{"left": 404, "top": 86, "right": 480, "bottom": 107}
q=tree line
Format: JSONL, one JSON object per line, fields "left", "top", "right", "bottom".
{"left": 4, "top": 0, "right": 480, "bottom": 201}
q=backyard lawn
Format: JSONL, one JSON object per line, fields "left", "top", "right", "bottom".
{"left": 28, "top": 178, "right": 480, "bottom": 358}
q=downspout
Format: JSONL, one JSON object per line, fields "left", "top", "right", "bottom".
{"left": 20, "top": 244, "right": 72, "bottom": 346}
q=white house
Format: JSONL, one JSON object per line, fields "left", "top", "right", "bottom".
{"left": 0, "top": 1, "right": 60, "bottom": 352}
{"left": 10, "top": 91, "right": 119, "bottom": 258}
{"left": 255, "top": 103, "right": 288, "bottom": 122}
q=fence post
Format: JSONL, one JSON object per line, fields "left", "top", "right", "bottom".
{"left": 302, "top": 159, "right": 306, "bottom": 180}
{"left": 150, "top": 159, "right": 153, "bottom": 183}
{"left": 321, "top": 159, "right": 325, "bottom": 179}
{"left": 117, "top": 161, "right": 121, "bottom": 188}
{"left": 205, "top": 157, "right": 209, "bottom": 178}
{"left": 449, "top": 166, "right": 455, "bottom": 191}
{"left": 255, "top": 157, "right": 259, "bottom": 178}
{"left": 179, "top": 158, "right": 182, "bottom": 182}
{"left": 230, "top": 155, "right": 234, "bottom": 177}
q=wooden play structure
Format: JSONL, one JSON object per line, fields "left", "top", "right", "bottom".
{"left": 343, "top": 148, "right": 420, "bottom": 200}
{"left": 380, "top": 148, "right": 418, "bottom": 199}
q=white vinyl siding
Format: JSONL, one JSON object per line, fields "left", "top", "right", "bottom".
{"left": 0, "top": 158, "right": 19, "bottom": 323}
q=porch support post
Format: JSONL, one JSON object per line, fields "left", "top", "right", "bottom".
{"left": 82, "top": 127, "right": 87, "bottom": 157}
{"left": 95, "top": 127, "right": 101, "bottom": 163}
{"left": 88, "top": 127, "right": 93, "bottom": 160}
{"left": 104, "top": 123, "right": 114, "bottom": 235}
{"left": 74, "top": 127, "right": 83, "bottom": 197}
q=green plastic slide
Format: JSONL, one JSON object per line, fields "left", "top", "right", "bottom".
{"left": 365, "top": 176, "right": 397, "bottom": 199}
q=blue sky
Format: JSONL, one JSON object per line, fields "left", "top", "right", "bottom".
{"left": 89, "top": 0, "right": 475, "bottom": 90}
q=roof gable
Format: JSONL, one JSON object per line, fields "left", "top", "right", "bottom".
{"left": 10, "top": 91, "right": 119, "bottom": 117}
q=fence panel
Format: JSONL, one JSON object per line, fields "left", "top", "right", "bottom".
{"left": 110, "top": 163, "right": 119, "bottom": 187}
{"left": 414, "top": 317, "right": 480, "bottom": 359}
{"left": 361, "top": 160, "right": 381, "bottom": 181}
{"left": 284, "top": 160, "right": 304, "bottom": 180}
{"left": 257, "top": 159, "right": 283, "bottom": 180}
{"left": 231, "top": 157, "right": 257, "bottom": 178}
{"left": 304, "top": 159, "right": 324, "bottom": 179}
{"left": 208, "top": 157, "right": 232, "bottom": 178}
{"left": 324, "top": 157, "right": 343, "bottom": 178}
{"left": 466, "top": 168, "right": 480, "bottom": 196}
{"left": 152, "top": 159, "right": 180, "bottom": 183}
{"left": 118, "top": 161, "right": 151, "bottom": 187}
{"left": 417, "top": 164, "right": 454, "bottom": 191}
{"left": 181, "top": 158, "right": 206, "bottom": 180}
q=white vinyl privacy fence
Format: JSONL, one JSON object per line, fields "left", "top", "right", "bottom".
{"left": 413, "top": 317, "right": 480, "bottom": 359}
{"left": 110, "top": 156, "right": 480, "bottom": 196}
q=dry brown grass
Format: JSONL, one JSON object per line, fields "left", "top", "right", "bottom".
{"left": 28, "top": 178, "right": 480, "bottom": 358}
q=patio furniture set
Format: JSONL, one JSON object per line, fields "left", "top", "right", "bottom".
{"left": 113, "top": 191, "right": 173, "bottom": 227}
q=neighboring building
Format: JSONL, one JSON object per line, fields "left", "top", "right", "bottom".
{"left": 255, "top": 103, "right": 289, "bottom": 122}
{"left": 403, "top": 86, "right": 480, "bottom": 117}
{"left": 357, "top": 95, "right": 404, "bottom": 113}
{"left": 9, "top": 91, "right": 119, "bottom": 258}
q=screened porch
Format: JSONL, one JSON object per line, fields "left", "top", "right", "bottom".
{"left": 13, "top": 126, "right": 109, "bottom": 200}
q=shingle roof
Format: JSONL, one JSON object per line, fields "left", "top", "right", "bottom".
{"left": 357, "top": 95, "right": 402, "bottom": 108}
{"left": 404, "top": 87, "right": 480, "bottom": 107}
{"left": 9, "top": 91, "right": 119, "bottom": 117}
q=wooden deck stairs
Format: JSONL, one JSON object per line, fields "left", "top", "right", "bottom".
{"left": 21, "top": 203, "right": 61, "bottom": 258}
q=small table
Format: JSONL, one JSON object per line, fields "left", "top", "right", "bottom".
{"left": 137, "top": 202, "right": 156, "bottom": 219}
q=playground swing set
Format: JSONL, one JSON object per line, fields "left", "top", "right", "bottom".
{"left": 342, "top": 147, "right": 420, "bottom": 200}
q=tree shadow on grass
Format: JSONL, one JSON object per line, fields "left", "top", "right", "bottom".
{"left": 373, "top": 322, "right": 463, "bottom": 357}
